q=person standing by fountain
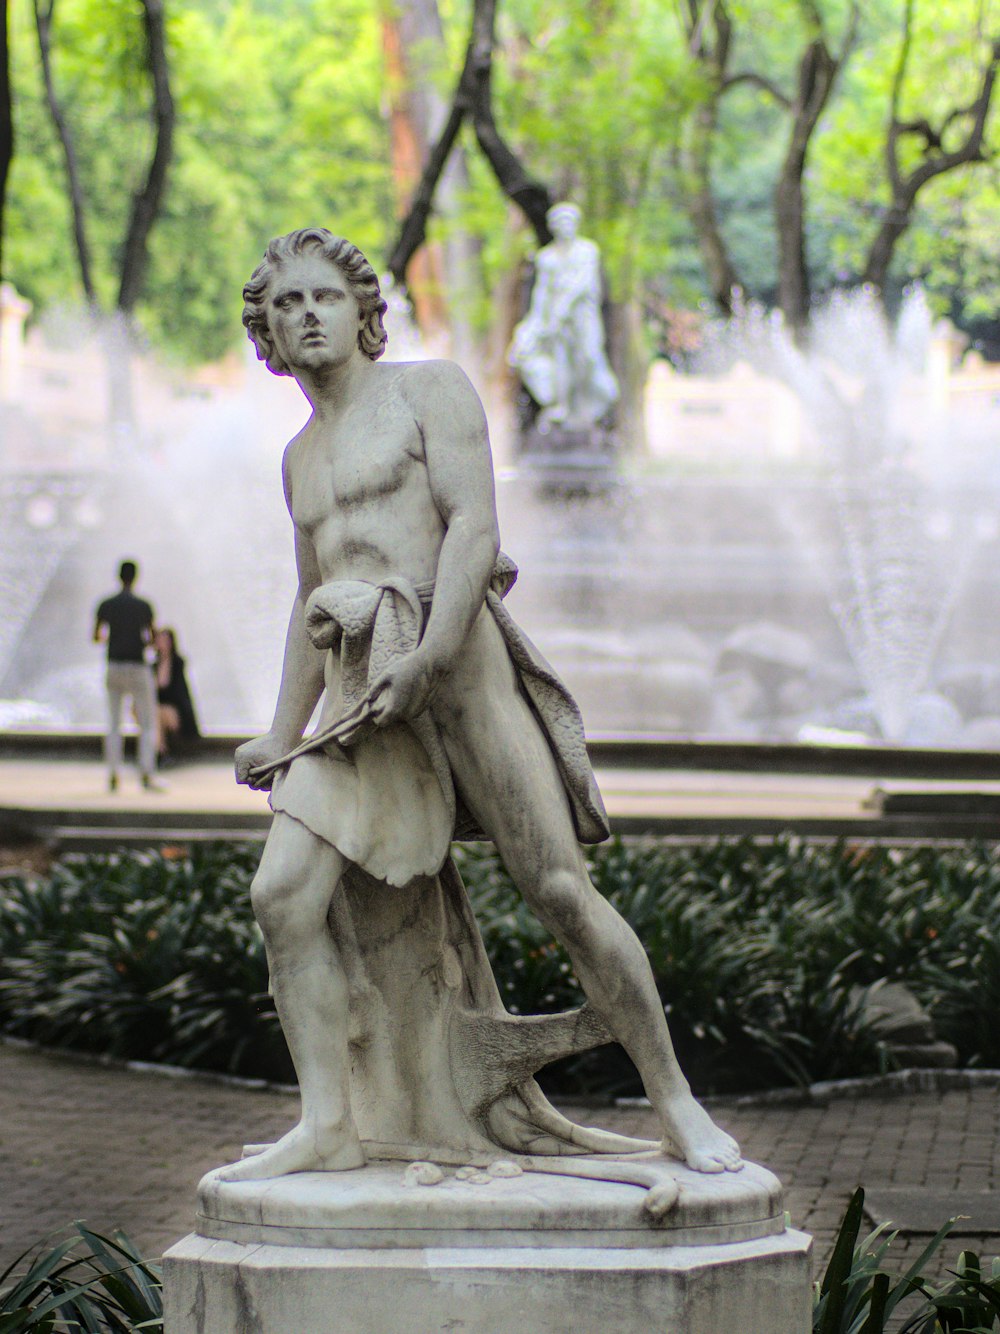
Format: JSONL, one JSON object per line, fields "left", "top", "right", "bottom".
{"left": 92, "top": 559, "right": 160, "bottom": 793}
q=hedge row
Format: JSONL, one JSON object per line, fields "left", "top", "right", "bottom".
{"left": 2, "top": 837, "right": 997, "bottom": 1095}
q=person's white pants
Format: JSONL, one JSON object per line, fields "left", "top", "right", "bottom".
{"left": 104, "top": 661, "right": 157, "bottom": 778}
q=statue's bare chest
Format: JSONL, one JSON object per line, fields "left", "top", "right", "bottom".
{"left": 291, "top": 407, "right": 425, "bottom": 534}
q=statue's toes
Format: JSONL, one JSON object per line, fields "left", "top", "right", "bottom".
{"left": 686, "top": 1150, "right": 727, "bottom": 1174}
{"left": 643, "top": 1178, "right": 680, "bottom": 1220}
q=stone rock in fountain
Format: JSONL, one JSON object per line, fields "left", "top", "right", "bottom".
{"left": 162, "top": 229, "right": 811, "bottom": 1333}
{"left": 508, "top": 203, "right": 620, "bottom": 491}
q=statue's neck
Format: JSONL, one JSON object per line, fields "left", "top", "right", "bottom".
{"left": 294, "top": 355, "right": 373, "bottom": 422}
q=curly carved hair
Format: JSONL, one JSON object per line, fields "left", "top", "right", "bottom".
{"left": 242, "top": 229, "right": 388, "bottom": 374}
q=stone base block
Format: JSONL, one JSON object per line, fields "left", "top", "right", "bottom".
{"left": 163, "top": 1159, "right": 812, "bottom": 1333}
{"left": 164, "top": 1229, "right": 812, "bottom": 1334}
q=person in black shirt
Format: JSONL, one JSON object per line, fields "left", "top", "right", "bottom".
{"left": 93, "top": 559, "right": 160, "bottom": 792}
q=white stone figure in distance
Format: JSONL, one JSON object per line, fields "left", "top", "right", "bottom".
{"left": 507, "top": 202, "right": 620, "bottom": 433}
{"left": 223, "top": 228, "right": 740, "bottom": 1182}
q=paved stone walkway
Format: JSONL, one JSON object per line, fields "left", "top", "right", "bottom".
{"left": 7, "top": 754, "right": 1000, "bottom": 830}
{"left": 2, "top": 1041, "right": 998, "bottom": 1315}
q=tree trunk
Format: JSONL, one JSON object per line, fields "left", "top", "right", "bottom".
{"left": 862, "top": 24, "right": 1000, "bottom": 294}
{"left": 385, "top": 102, "right": 466, "bottom": 287}
{"left": 465, "top": 0, "right": 551, "bottom": 242}
{"left": 775, "top": 39, "right": 838, "bottom": 334}
{"left": 678, "top": 0, "right": 744, "bottom": 316}
{"left": 33, "top": 0, "right": 96, "bottom": 302}
{"left": 606, "top": 298, "right": 648, "bottom": 453}
{"left": 683, "top": 102, "right": 742, "bottom": 315}
{"left": 110, "top": 0, "right": 174, "bottom": 451}
{"left": 0, "top": 0, "right": 12, "bottom": 289}
{"left": 117, "top": 0, "right": 174, "bottom": 315}
{"left": 385, "top": 0, "right": 552, "bottom": 290}
{"left": 382, "top": 0, "right": 479, "bottom": 360}
{"left": 862, "top": 190, "right": 914, "bottom": 293}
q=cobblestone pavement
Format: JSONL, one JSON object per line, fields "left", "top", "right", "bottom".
{"left": 2, "top": 1041, "right": 998, "bottom": 1315}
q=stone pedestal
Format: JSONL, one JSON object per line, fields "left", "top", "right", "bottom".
{"left": 519, "top": 423, "right": 618, "bottom": 496}
{"left": 163, "top": 1160, "right": 812, "bottom": 1333}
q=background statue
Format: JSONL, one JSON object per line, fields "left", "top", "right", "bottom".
{"left": 219, "top": 227, "right": 740, "bottom": 1197}
{"left": 508, "top": 202, "right": 620, "bottom": 434}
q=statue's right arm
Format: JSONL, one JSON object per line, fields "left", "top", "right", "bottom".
{"left": 527, "top": 254, "right": 553, "bottom": 331}
{"left": 234, "top": 445, "right": 327, "bottom": 789}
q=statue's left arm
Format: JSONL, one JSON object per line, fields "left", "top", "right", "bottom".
{"left": 367, "top": 361, "right": 500, "bottom": 727}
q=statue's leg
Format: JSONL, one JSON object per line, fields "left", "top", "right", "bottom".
{"left": 436, "top": 617, "right": 741, "bottom": 1174}
{"left": 217, "top": 812, "right": 365, "bottom": 1181}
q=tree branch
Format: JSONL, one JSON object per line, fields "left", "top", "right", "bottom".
{"left": 865, "top": 24, "right": 999, "bottom": 289}
{"left": 117, "top": 0, "right": 175, "bottom": 315}
{"left": 33, "top": 0, "right": 95, "bottom": 302}
{"left": 385, "top": 100, "right": 466, "bottom": 286}
{"left": 722, "top": 70, "right": 791, "bottom": 108}
{"left": 385, "top": 0, "right": 552, "bottom": 289}
{"left": 0, "top": 0, "right": 12, "bottom": 287}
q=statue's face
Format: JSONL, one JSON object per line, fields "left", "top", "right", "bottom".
{"left": 266, "top": 251, "right": 362, "bottom": 374}
{"left": 548, "top": 208, "right": 579, "bottom": 241}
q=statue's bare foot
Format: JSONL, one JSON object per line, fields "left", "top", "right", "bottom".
{"left": 216, "top": 1121, "right": 365, "bottom": 1182}
{"left": 662, "top": 1094, "right": 742, "bottom": 1174}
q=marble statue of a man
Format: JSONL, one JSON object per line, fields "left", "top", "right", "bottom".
{"left": 508, "top": 202, "right": 620, "bottom": 432}
{"left": 224, "top": 227, "right": 740, "bottom": 1183}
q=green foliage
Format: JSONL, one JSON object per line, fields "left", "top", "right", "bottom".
{"left": 6, "top": 0, "right": 393, "bottom": 363}
{"left": 2, "top": 837, "right": 1000, "bottom": 1095}
{"left": 5, "top": 0, "right": 999, "bottom": 362}
{"left": 0, "top": 1223, "right": 162, "bottom": 1333}
{"left": 0, "top": 843, "right": 290, "bottom": 1081}
{"left": 813, "top": 1188, "right": 1000, "bottom": 1333}
{"left": 813, "top": 1187, "right": 957, "bottom": 1333}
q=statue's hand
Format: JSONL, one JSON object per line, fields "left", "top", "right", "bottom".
{"left": 235, "top": 732, "right": 292, "bottom": 791}
{"left": 304, "top": 603, "right": 340, "bottom": 651}
{"left": 367, "top": 651, "right": 441, "bottom": 728}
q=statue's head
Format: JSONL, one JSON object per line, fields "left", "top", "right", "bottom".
{"left": 546, "top": 202, "right": 581, "bottom": 241}
{"left": 242, "top": 229, "right": 388, "bottom": 375}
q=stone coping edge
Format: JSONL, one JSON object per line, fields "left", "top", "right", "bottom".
{"left": 6, "top": 1033, "right": 999, "bottom": 1109}
{"left": 0, "top": 1034, "right": 298, "bottom": 1096}
{"left": 623, "top": 1066, "right": 1000, "bottom": 1111}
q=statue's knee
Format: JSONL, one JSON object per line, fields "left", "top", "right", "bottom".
{"left": 250, "top": 868, "right": 306, "bottom": 938}
{"left": 532, "top": 868, "right": 591, "bottom": 941}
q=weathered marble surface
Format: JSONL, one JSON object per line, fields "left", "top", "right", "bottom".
{"left": 508, "top": 202, "right": 620, "bottom": 433}
{"left": 219, "top": 227, "right": 741, "bottom": 1186}
{"left": 164, "top": 1162, "right": 812, "bottom": 1334}
{"left": 161, "top": 226, "right": 813, "bottom": 1331}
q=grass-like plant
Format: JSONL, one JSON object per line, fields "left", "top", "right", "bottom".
{"left": 813, "top": 1187, "right": 1000, "bottom": 1333}
{"left": 0, "top": 1222, "right": 162, "bottom": 1333}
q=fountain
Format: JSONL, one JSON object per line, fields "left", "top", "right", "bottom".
{"left": 2, "top": 284, "right": 999, "bottom": 748}
{"left": 707, "top": 288, "right": 998, "bottom": 744}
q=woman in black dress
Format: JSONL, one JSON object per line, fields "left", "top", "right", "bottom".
{"left": 155, "top": 628, "right": 200, "bottom": 760}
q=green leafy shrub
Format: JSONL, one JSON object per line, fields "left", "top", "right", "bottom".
{"left": 2, "top": 837, "right": 1000, "bottom": 1094}
{"left": 813, "top": 1187, "right": 1000, "bottom": 1333}
{"left": 0, "top": 1223, "right": 162, "bottom": 1332}
{"left": 0, "top": 844, "right": 290, "bottom": 1082}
